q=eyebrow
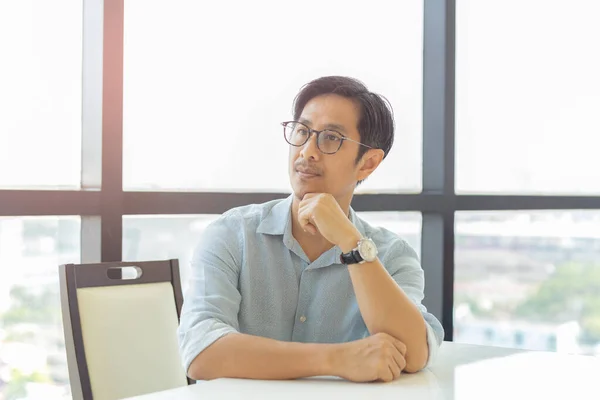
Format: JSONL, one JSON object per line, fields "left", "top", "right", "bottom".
{"left": 298, "top": 118, "right": 347, "bottom": 133}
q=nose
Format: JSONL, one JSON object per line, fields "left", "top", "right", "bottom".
{"left": 299, "top": 132, "right": 321, "bottom": 161}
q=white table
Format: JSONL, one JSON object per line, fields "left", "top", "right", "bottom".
{"left": 125, "top": 342, "right": 600, "bottom": 399}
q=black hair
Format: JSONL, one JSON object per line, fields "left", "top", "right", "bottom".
{"left": 292, "top": 76, "right": 395, "bottom": 167}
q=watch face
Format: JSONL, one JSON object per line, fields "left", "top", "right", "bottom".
{"left": 358, "top": 238, "right": 378, "bottom": 261}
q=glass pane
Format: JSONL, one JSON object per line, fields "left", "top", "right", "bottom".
{"left": 123, "top": 215, "right": 219, "bottom": 293}
{"left": 454, "top": 211, "right": 600, "bottom": 355}
{"left": 124, "top": 212, "right": 421, "bottom": 292}
{"left": 123, "top": 0, "right": 423, "bottom": 193}
{"left": 0, "top": 216, "right": 80, "bottom": 400}
{"left": 456, "top": 0, "right": 600, "bottom": 194}
{"left": 357, "top": 212, "right": 422, "bottom": 259}
{"left": 0, "top": 1, "right": 82, "bottom": 189}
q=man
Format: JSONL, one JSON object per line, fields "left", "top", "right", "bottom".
{"left": 178, "top": 76, "right": 444, "bottom": 383}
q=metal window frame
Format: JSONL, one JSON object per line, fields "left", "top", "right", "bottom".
{"left": 2, "top": 0, "right": 600, "bottom": 340}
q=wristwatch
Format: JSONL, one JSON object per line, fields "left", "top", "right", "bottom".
{"left": 340, "top": 237, "right": 378, "bottom": 265}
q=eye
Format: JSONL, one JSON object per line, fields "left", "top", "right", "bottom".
{"left": 296, "top": 128, "right": 309, "bottom": 136}
{"left": 324, "top": 133, "right": 341, "bottom": 142}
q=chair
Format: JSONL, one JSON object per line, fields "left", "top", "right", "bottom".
{"left": 59, "top": 260, "right": 193, "bottom": 400}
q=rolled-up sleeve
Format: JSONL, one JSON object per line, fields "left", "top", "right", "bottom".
{"left": 177, "top": 213, "right": 243, "bottom": 374}
{"left": 382, "top": 239, "right": 445, "bottom": 367}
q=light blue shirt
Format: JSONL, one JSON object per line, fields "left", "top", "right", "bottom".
{"left": 178, "top": 195, "right": 444, "bottom": 374}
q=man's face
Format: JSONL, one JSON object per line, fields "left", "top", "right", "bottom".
{"left": 288, "top": 94, "right": 365, "bottom": 201}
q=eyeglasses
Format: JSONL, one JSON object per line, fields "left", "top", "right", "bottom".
{"left": 281, "top": 121, "right": 373, "bottom": 155}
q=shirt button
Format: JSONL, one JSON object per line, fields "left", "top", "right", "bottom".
{"left": 299, "top": 316, "right": 307, "bottom": 323}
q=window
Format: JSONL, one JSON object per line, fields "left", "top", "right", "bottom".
{"left": 454, "top": 210, "right": 600, "bottom": 355}
{"left": 0, "top": 216, "right": 80, "bottom": 400}
{"left": 123, "top": 215, "right": 219, "bottom": 292}
{"left": 5, "top": 1, "right": 600, "bottom": 385}
{"left": 357, "top": 212, "right": 422, "bottom": 259}
{"left": 514, "top": 330, "right": 524, "bottom": 347}
{"left": 455, "top": 0, "right": 600, "bottom": 194}
{"left": 0, "top": 1, "right": 82, "bottom": 189}
{"left": 123, "top": 0, "right": 423, "bottom": 193}
{"left": 547, "top": 335, "right": 557, "bottom": 351}
{"left": 484, "top": 328, "right": 494, "bottom": 342}
{"left": 123, "top": 212, "right": 421, "bottom": 292}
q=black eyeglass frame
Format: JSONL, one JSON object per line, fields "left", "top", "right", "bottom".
{"left": 281, "top": 121, "right": 374, "bottom": 155}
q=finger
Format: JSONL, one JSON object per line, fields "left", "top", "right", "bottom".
{"left": 298, "top": 198, "right": 310, "bottom": 209}
{"left": 391, "top": 350, "right": 407, "bottom": 373}
{"left": 389, "top": 361, "right": 401, "bottom": 381}
{"left": 299, "top": 194, "right": 319, "bottom": 208}
{"left": 298, "top": 201, "right": 320, "bottom": 234}
{"left": 297, "top": 201, "right": 313, "bottom": 216}
{"left": 298, "top": 201, "right": 323, "bottom": 226}
{"left": 302, "top": 192, "right": 320, "bottom": 201}
{"left": 392, "top": 339, "right": 407, "bottom": 357}
{"left": 297, "top": 208, "right": 318, "bottom": 235}
{"left": 378, "top": 366, "right": 393, "bottom": 383}
{"left": 297, "top": 207, "right": 310, "bottom": 228}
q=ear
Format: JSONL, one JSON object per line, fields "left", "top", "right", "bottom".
{"left": 356, "top": 149, "right": 385, "bottom": 182}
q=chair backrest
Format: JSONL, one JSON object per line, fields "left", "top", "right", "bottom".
{"left": 59, "top": 259, "right": 192, "bottom": 400}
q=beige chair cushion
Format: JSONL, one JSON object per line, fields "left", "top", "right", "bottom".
{"left": 77, "top": 282, "right": 188, "bottom": 400}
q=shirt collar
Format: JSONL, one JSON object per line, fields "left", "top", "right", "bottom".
{"left": 256, "top": 194, "right": 294, "bottom": 236}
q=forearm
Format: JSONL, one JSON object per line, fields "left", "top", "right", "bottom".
{"left": 346, "top": 260, "right": 429, "bottom": 372}
{"left": 188, "top": 332, "right": 340, "bottom": 381}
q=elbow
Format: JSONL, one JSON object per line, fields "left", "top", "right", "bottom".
{"left": 404, "top": 358, "right": 427, "bottom": 374}
{"left": 187, "top": 352, "right": 221, "bottom": 381}
{"left": 187, "top": 357, "right": 209, "bottom": 381}
{"left": 186, "top": 331, "right": 238, "bottom": 380}
{"left": 403, "top": 345, "right": 429, "bottom": 373}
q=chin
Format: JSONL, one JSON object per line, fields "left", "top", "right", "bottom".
{"left": 291, "top": 183, "right": 308, "bottom": 200}
{"left": 291, "top": 180, "right": 317, "bottom": 199}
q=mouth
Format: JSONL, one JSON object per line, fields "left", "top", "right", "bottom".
{"left": 296, "top": 169, "right": 321, "bottom": 179}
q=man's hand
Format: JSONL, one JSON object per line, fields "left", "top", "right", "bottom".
{"left": 333, "top": 333, "right": 407, "bottom": 382}
{"left": 298, "top": 193, "right": 361, "bottom": 251}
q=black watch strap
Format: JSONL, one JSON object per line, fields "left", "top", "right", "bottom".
{"left": 340, "top": 249, "right": 364, "bottom": 265}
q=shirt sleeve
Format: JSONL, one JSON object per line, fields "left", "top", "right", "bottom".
{"left": 380, "top": 239, "right": 445, "bottom": 367}
{"left": 177, "top": 213, "right": 243, "bottom": 375}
